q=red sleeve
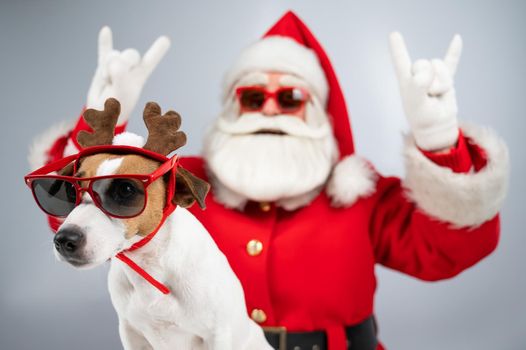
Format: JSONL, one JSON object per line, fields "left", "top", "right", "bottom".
{"left": 369, "top": 177, "right": 499, "bottom": 281}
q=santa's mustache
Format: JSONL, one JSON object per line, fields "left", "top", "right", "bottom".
{"left": 216, "top": 113, "right": 332, "bottom": 139}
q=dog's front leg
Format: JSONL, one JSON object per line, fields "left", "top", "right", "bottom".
{"left": 119, "top": 319, "right": 153, "bottom": 350}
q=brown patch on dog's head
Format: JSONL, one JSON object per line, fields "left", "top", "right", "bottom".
{"left": 117, "top": 155, "right": 166, "bottom": 239}
{"left": 74, "top": 153, "right": 166, "bottom": 239}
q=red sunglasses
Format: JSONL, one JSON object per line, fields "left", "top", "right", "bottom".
{"left": 235, "top": 86, "right": 310, "bottom": 113}
{"left": 25, "top": 145, "right": 178, "bottom": 219}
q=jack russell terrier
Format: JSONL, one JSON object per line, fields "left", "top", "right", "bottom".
{"left": 25, "top": 98, "right": 272, "bottom": 350}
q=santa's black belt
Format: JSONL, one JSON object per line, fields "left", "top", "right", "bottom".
{"left": 263, "top": 315, "right": 378, "bottom": 350}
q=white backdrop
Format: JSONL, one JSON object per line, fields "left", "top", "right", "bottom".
{"left": 0, "top": 1, "right": 524, "bottom": 349}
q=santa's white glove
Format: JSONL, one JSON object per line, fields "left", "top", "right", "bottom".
{"left": 389, "top": 32, "right": 463, "bottom": 151}
{"left": 87, "top": 26, "right": 170, "bottom": 125}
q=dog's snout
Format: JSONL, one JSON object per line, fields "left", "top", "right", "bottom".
{"left": 54, "top": 227, "right": 86, "bottom": 254}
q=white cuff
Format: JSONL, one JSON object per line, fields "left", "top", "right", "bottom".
{"left": 403, "top": 123, "right": 509, "bottom": 227}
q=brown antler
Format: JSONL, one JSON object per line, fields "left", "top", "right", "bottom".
{"left": 143, "top": 102, "right": 187, "bottom": 155}
{"left": 77, "top": 98, "right": 121, "bottom": 148}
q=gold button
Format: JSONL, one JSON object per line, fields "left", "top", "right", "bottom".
{"left": 251, "top": 308, "right": 267, "bottom": 323}
{"left": 259, "top": 202, "right": 271, "bottom": 212}
{"left": 246, "top": 239, "right": 263, "bottom": 256}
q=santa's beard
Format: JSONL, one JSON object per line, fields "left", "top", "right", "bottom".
{"left": 203, "top": 99, "right": 339, "bottom": 208}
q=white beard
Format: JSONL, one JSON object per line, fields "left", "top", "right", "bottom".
{"left": 203, "top": 99, "right": 339, "bottom": 210}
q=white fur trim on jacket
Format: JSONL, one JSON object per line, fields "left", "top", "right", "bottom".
{"left": 28, "top": 120, "right": 75, "bottom": 171}
{"left": 403, "top": 123, "right": 509, "bottom": 228}
{"left": 326, "top": 155, "right": 379, "bottom": 207}
{"left": 222, "top": 36, "right": 328, "bottom": 104}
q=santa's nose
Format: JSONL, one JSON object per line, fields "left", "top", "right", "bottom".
{"left": 261, "top": 97, "right": 280, "bottom": 116}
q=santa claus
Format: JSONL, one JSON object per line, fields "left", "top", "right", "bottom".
{"left": 29, "top": 11, "right": 509, "bottom": 350}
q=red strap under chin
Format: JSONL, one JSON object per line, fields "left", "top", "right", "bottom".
{"left": 113, "top": 205, "right": 177, "bottom": 295}
{"left": 124, "top": 221, "right": 165, "bottom": 253}
{"left": 115, "top": 253, "right": 170, "bottom": 294}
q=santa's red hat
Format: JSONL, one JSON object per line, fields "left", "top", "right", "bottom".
{"left": 222, "top": 11, "right": 377, "bottom": 207}
{"left": 223, "top": 10, "right": 354, "bottom": 159}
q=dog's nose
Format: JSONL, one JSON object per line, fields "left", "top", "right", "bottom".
{"left": 54, "top": 228, "right": 86, "bottom": 254}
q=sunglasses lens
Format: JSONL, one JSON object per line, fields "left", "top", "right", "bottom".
{"left": 239, "top": 89, "right": 266, "bottom": 110}
{"left": 278, "top": 88, "right": 306, "bottom": 111}
{"left": 92, "top": 178, "right": 146, "bottom": 217}
{"left": 32, "top": 178, "right": 77, "bottom": 217}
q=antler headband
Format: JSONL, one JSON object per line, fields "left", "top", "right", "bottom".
{"left": 142, "top": 102, "right": 187, "bottom": 155}
{"left": 77, "top": 98, "right": 187, "bottom": 156}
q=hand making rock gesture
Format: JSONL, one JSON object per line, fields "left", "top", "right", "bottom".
{"left": 389, "top": 32, "right": 463, "bottom": 151}
{"left": 86, "top": 26, "right": 171, "bottom": 125}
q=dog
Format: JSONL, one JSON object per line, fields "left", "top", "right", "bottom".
{"left": 26, "top": 98, "right": 272, "bottom": 350}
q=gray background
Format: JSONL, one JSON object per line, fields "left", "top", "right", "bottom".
{"left": 0, "top": 0, "right": 524, "bottom": 349}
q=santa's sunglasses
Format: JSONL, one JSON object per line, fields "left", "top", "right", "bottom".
{"left": 25, "top": 145, "right": 178, "bottom": 219}
{"left": 235, "top": 86, "right": 310, "bottom": 113}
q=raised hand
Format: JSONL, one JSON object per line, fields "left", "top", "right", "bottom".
{"left": 87, "top": 26, "right": 171, "bottom": 125}
{"left": 389, "top": 32, "right": 462, "bottom": 151}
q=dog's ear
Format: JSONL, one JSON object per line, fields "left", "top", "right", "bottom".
{"left": 173, "top": 167, "right": 210, "bottom": 209}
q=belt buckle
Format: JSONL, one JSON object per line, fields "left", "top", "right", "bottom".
{"left": 263, "top": 326, "right": 287, "bottom": 350}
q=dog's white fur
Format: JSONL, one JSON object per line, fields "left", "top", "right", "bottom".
{"left": 56, "top": 156, "right": 272, "bottom": 350}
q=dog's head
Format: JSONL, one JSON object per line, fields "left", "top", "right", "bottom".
{"left": 51, "top": 99, "right": 209, "bottom": 268}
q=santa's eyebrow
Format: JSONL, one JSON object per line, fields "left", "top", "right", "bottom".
{"left": 236, "top": 71, "right": 269, "bottom": 86}
{"left": 279, "top": 74, "right": 308, "bottom": 87}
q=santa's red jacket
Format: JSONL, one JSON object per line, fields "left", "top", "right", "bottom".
{"left": 33, "top": 116, "right": 508, "bottom": 350}
{"left": 180, "top": 128, "right": 505, "bottom": 350}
